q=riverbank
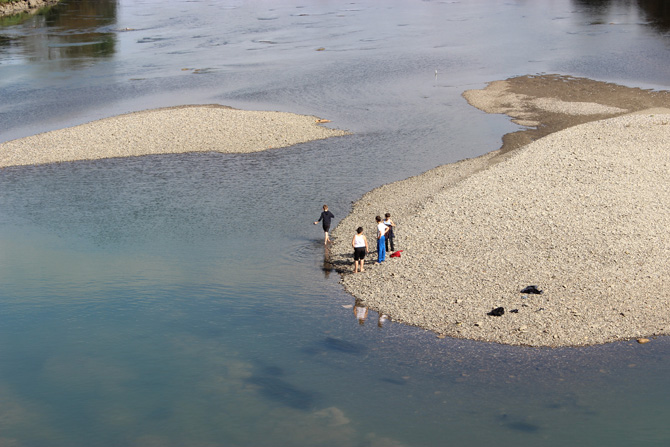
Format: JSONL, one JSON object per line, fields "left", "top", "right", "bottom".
{"left": 0, "top": 0, "right": 60, "bottom": 17}
{"left": 0, "top": 105, "right": 349, "bottom": 167}
{"left": 330, "top": 74, "right": 670, "bottom": 347}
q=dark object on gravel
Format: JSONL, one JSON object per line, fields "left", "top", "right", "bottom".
{"left": 488, "top": 307, "right": 505, "bottom": 316}
{"left": 520, "top": 285, "right": 543, "bottom": 294}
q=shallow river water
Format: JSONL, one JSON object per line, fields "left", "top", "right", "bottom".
{"left": 1, "top": 1, "right": 670, "bottom": 446}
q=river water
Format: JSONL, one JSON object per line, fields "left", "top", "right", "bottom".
{"left": 1, "top": 1, "right": 669, "bottom": 446}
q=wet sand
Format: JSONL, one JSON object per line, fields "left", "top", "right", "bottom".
{"left": 330, "top": 74, "right": 670, "bottom": 347}
{"left": 0, "top": 105, "right": 349, "bottom": 168}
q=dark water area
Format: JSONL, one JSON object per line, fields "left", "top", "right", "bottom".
{"left": 1, "top": 1, "right": 670, "bottom": 446}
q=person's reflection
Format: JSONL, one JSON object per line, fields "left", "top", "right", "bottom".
{"left": 377, "top": 313, "right": 388, "bottom": 328}
{"left": 322, "top": 246, "right": 333, "bottom": 279}
{"left": 354, "top": 299, "right": 368, "bottom": 325}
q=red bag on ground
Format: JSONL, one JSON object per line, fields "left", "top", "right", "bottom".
{"left": 389, "top": 250, "right": 403, "bottom": 258}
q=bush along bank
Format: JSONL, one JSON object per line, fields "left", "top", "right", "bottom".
{"left": 0, "top": 0, "right": 61, "bottom": 18}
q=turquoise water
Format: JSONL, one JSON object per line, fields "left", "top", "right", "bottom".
{"left": 2, "top": 1, "right": 670, "bottom": 446}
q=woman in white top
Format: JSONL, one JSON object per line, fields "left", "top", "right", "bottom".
{"left": 351, "top": 226, "right": 369, "bottom": 273}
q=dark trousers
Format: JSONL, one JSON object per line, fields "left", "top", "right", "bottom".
{"left": 385, "top": 234, "right": 395, "bottom": 252}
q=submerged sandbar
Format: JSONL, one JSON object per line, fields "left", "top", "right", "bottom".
{"left": 331, "top": 75, "right": 670, "bottom": 347}
{"left": 0, "top": 105, "right": 349, "bottom": 168}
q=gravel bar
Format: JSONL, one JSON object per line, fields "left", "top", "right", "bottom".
{"left": 0, "top": 105, "right": 349, "bottom": 168}
{"left": 330, "top": 75, "right": 670, "bottom": 347}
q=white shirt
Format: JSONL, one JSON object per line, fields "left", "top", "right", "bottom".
{"left": 378, "top": 222, "right": 387, "bottom": 238}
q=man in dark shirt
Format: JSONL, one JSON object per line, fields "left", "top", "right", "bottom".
{"left": 314, "top": 204, "right": 334, "bottom": 245}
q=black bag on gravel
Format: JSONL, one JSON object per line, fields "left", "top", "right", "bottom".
{"left": 520, "top": 285, "right": 543, "bottom": 294}
{"left": 488, "top": 307, "right": 505, "bottom": 316}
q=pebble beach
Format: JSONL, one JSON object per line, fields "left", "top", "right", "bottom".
{"left": 330, "top": 75, "right": 670, "bottom": 347}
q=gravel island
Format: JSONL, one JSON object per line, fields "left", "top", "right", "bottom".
{"left": 330, "top": 75, "right": 670, "bottom": 347}
{"left": 0, "top": 105, "right": 349, "bottom": 168}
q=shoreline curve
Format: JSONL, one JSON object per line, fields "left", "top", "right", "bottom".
{"left": 330, "top": 74, "right": 670, "bottom": 348}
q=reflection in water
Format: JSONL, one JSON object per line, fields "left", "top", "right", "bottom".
{"left": 43, "top": 0, "right": 117, "bottom": 30}
{"left": 0, "top": 0, "right": 117, "bottom": 69}
{"left": 573, "top": 0, "right": 670, "bottom": 31}
{"left": 353, "top": 300, "right": 368, "bottom": 325}
{"left": 638, "top": 0, "right": 670, "bottom": 31}
{"left": 40, "top": 0, "right": 117, "bottom": 63}
{"left": 322, "top": 246, "right": 333, "bottom": 279}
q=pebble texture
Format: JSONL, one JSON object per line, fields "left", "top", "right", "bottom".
{"left": 330, "top": 92, "right": 670, "bottom": 346}
{"left": 0, "top": 105, "right": 349, "bottom": 167}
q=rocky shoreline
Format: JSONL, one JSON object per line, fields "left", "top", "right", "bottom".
{"left": 0, "top": 0, "right": 60, "bottom": 17}
{"left": 330, "top": 75, "right": 670, "bottom": 348}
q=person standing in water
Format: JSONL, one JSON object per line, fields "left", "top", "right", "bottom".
{"left": 314, "top": 204, "right": 335, "bottom": 245}
{"left": 375, "top": 215, "right": 389, "bottom": 263}
{"left": 383, "top": 212, "right": 395, "bottom": 253}
{"left": 351, "top": 226, "right": 369, "bottom": 273}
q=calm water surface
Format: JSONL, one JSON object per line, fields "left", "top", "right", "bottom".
{"left": 1, "top": 1, "right": 670, "bottom": 446}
